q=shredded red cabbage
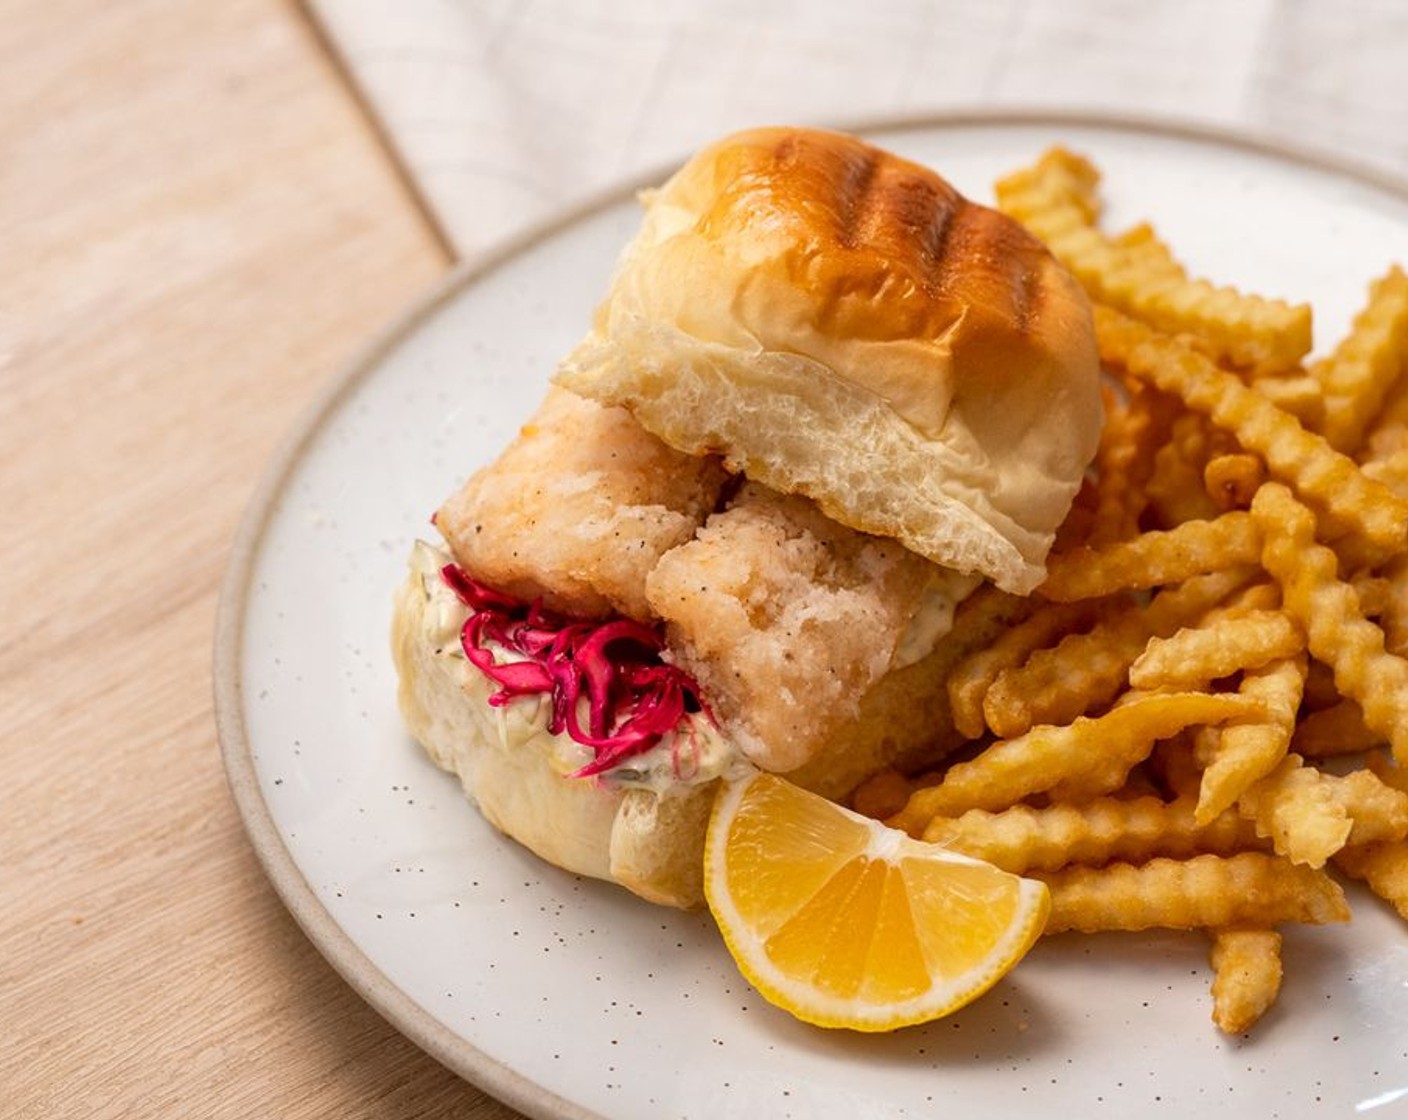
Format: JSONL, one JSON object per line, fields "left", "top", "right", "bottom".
{"left": 440, "top": 565, "right": 710, "bottom": 779}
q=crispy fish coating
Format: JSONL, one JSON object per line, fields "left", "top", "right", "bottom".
{"left": 436, "top": 386, "right": 727, "bottom": 619}
{"left": 645, "top": 482, "right": 980, "bottom": 775}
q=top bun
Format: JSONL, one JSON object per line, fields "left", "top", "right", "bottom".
{"left": 555, "top": 126, "right": 1103, "bottom": 593}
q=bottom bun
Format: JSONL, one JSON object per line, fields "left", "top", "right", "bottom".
{"left": 390, "top": 562, "right": 714, "bottom": 909}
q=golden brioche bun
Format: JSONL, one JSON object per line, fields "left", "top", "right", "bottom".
{"left": 556, "top": 126, "right": 1103, "bottom": 594}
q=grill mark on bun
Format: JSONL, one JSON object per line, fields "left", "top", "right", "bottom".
{"left": 928, "top": 196, "right": 994, "bottom": 302}
{"left": 1014, "top": 261, "right": 1044, "bottom": 335}
{"left": 909, "top": 177, "right": 961, "bottom": 296}
{"left": 834, "top": 147, "right": 882, "bottom": 249}
{"left": 926, "top": 203, "right": 1047, "bottom": 336}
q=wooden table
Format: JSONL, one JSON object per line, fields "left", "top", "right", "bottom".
{"left": 1, "top": 2, "right": 525, "bottom": 1115}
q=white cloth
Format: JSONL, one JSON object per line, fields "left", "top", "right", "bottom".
{"left": 306, "top": 0, "right": 1408, "bottom": 259}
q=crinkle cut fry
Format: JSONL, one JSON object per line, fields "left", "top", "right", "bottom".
{"left": 921, "top": 796, "right": 1264, "bottom": 875}
{"left": 1292, "top": 699, "right": 1384, "bottom": 758}
{"left": 1251, "top": 370, "right": 1326, "bottom": 428}
{"left": 1366, "top": 750, "right": 1408, "bottom": 795}
{"left": 993, "top": 146, "right": 1103, "bottom": 233}
{"left": 1129, "top": 607, "right": 1302, "bottom": 692}
{"left": 1195, "top": 654, "right": 1305, "bottom": 825}
{"left": 1335, "top": 841, "right": 1408, "bottom": 922}
{"left": 1381, "top": 556, "right": 1408, "bottom": 659}
{"left": 1039, "top": 511, "right": 1261, "bottom": 602}
{"left": 997, "top": 153, "right": 1310, "bottom": 372}
{"left": 1237, "top": 755, "right": 1354, "bottom": 869}
{"left": 945, "top": 598, "right": 1104, "bottom": 740}
{"left": 887, "top": 691, "right": 1266, "bottom": 834}
{"left": 1037, "top": 853, "right": 1349, "bottom": 934}
{"left": 1098, "top": 305, "right": 1408, "bottom": 554}
{"left": 1331, "top": 768, "right": 1408, "bottom": 845}
{"left": 984, "top": 567, "right": 1257, "bottom": 738}
{"left": 1088, "top": 386, "right": 1177, "bottom": 544}
{"left": 1252, "top": 482, "right": 1408, "bottom": 763}
{"left": 1209, "top": 928, "right": 1283, "bottom": 1035}
{"left": 1145, "top": 412, "right": 1223, "bottom": 527}
{"left": 1203, "top": 452, "right": 1266, "bottom": 512}
{"left": 1314, "top": 265, "right": 1408, "bottom": 454}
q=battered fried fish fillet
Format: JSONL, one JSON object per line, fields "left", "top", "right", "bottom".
{"left": 646, "top": 482, "right": 1012, "bottom": 796}
{"left": 435, "top": 385, "right": 727, "bottom": 620}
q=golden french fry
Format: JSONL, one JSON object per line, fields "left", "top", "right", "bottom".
{"left": 945, "top": 598, "right": 1105, "bottom": 740}
{"left": 1291, "top": 699, "right": 1385, "bottom": 758}
{"left": 1381, "top": 556, "right": 1408, "bottom": 658}
{"left": 1363, "top": 452, "right": 1408, "bottom": 505}
{"left": 1352, "top": 575, "right": 1393, "bottom": 619}
{"left": 1366, "top": 750, "right": 1408, "bottom": 795}
{"left": 1237, "top": 750, "right": 1408, "bottom": 868}
{"left": 1038, "top": 853, "right": 1349, "bottom": 934}
{"left": 1053, "top": 475, "right": 1101, "bottom": 553}
{"left": 1302, "top": 659, "right": 1341, "bottom": 710}
{"left": 994, "top": 146, "right": 1103, "bottom": 229}
{"left": 1209, "top": 928, "right": 1283, "bottom": 1035}
{"left": 1099, "top": 306, "right": 1408, "bottom": 554}
{"left": 849, "top": 767, "right": 925, "bottom": 821}
{"left": 1334, "top": 841, "right": 1408, "bottom": 923}
{"left": 1129, "top": 608, "right": 1302, "bottom": 691}
{"left": 1151, "top": 733, "right": 1206, "bottom": 800}
{"left": 1364, "top": 353, "right": 1408, "bottom": 442}
{"left": 919, "top": 152, "right": 1408, "bottom": 1035}
{"left": 1088, "top": 387, "right": 1178, "bottom": 544}
{"left": 1204, "top": 452, "right": 1266, "bottom": 511}
{"left": 1339, "top": 769, "right": 1408, "bottom": 844}
{"left": 1195, "top": 654, "right": 1306, "bottom": 824}
{"left": 1252, "top": 482, "right": 1408, "bottom": 763}
{"left": 1313, "top": 265, "right": 1408, "bottom": 453}
{"left": 1146, "top": 413, "right": 1224, "bottom": 527}
{"left": 1237, "top": 755, "right": 1353, "bottom": 867}
{"left": 984, "top": 567, "right": 1256, "bottom": 737}
{"left": 1039, "top": 512, "right": 1261, "bottom": 602}
{"left": 888, "top": 691, "right": 1266, "bottom": 833}
{"left": 997, "top": 155, "right": 1311, "bottom": 372}
{"left": 921, "top": 795, "right": 1263, "bottom": 874}
{"left": 1251, "top": 371, "right": 1326, "bottom": 428}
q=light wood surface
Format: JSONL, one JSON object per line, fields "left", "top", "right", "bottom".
{"left": 0, "top": 2, "right": 525, "bottom": 1116}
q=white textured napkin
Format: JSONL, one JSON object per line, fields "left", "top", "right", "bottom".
{"left": 306, "top": 0, "right": 1408, "bottom": 259}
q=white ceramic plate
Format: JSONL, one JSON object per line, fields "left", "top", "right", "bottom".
{"left": 217, "top": 114, "right": 1408, "bottom": 1120}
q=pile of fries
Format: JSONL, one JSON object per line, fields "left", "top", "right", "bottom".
{"left": 855, "top": 148, "right": 1408, "bottom": 1035}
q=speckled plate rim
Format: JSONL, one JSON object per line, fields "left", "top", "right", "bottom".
{"left": 214, "top": 107, "right": 1408, "bottom": 1120}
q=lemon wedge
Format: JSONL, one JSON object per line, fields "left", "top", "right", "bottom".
{"left": 704, "top": 770, "right": 1050, "bottom": 1031}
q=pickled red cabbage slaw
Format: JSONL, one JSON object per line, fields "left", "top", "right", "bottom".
{"left": 440, "top": 564, "right": 710, "bottom": 779}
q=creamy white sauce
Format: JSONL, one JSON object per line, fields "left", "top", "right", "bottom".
{"left": 411, "top": 540, "right": 740, "bottom": 793}
{"left": 892, "top": 569, "right": 983, "bottom": 670}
